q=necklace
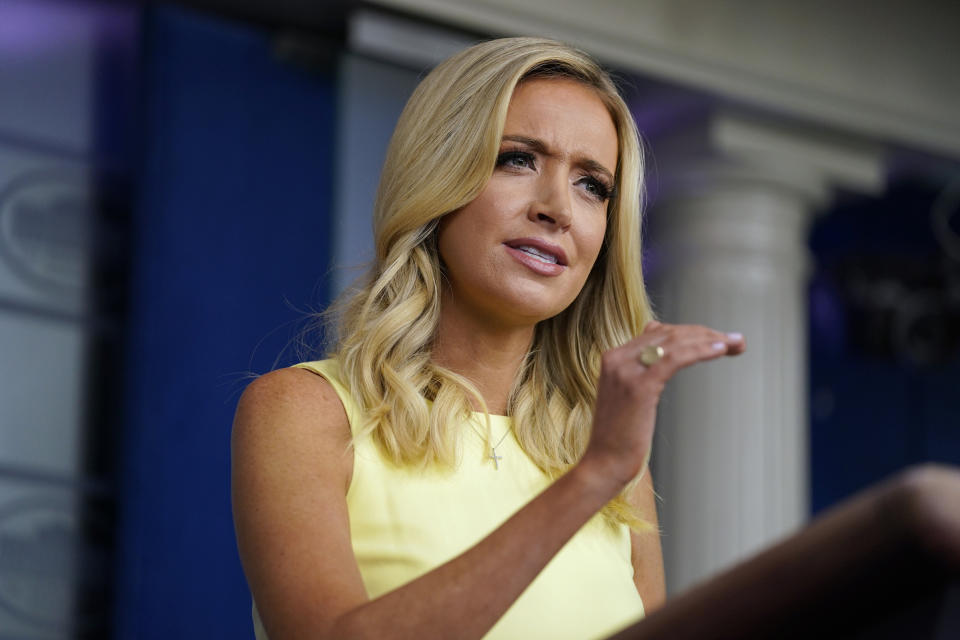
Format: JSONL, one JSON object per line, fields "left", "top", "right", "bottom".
{"left": 488, "top": 428, "right": 511, "bottom": 470}
{"left": 468, "top": 420, "right": 512, "bottom": 470}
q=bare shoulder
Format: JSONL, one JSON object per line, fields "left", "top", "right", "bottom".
{"left": 233, "top": 367, "right": 352, "bottom": 479}
{"left": 232, "top": 368, "right": 366, "bottom": 637}
{"left": 235, "top": 366, "right": 349, "bottom": 436}
{"left": 232, "top": 366, "right": 355, "bottom": 518}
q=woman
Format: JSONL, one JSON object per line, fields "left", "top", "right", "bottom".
{"left": 232, "top": 37, "right": 745, "bottom": 640}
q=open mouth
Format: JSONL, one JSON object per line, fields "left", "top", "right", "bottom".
{"left": 503, "top": 239, "right": 568, "bottom": 266}
{"left": 513, "top": 245, "right": 559, "bottom": 264}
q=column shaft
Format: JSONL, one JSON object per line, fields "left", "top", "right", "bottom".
{"left": 650, "top": 184, "right": 812, "bottom": 593}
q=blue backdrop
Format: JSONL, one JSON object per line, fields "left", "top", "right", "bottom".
{"left": 809, "top": 180, "right": 960, "bottom": 513}
{"left": 115, "top": 6, "right": 336, "bottom": 638}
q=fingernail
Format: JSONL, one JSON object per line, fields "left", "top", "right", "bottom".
{"left": 726, "top": 332, "right": 743, "bottom": 341}
{"left": 712, "top": 342, "right": 726, "bottom": 350}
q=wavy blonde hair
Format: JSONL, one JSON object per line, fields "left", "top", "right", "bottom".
{"left": 330, "top": 37, "right": 654, "bottom": 529}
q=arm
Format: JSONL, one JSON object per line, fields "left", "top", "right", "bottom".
{"left": 629, "top": 470, "right": 667, "bottom": 612}
{"left": 232, "top": 324, "right": 743, "bottom": 640}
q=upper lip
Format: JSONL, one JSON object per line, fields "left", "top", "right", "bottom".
{"left": 503, "top": 237, "right": 568, "bottom": 266}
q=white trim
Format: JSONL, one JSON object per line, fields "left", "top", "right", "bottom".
{"left": 364, "top": 0, "right": 960, "bottom": 158}
{"left": 348, "top": 9, "right": 477, "bottom": 71}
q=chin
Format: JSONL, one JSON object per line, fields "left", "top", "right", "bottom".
{"left": 503, "top": 296, "right": 575, "bottom": 326}
{"left": 509, "top": 284, "right": 582, "bottom": 320}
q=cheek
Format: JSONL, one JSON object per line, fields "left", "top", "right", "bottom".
{"left": 442, "top": 190, "right": 523, "bottom": 254}
{"left": 581, "top": 215, "right": 608, "bottom": 267}
{"left": 437, "top": 203, "right": 497, "bottom": 276}
{"left": 481, "top": 180, "right": 528, "bottom": 220}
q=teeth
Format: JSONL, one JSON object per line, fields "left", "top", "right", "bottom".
{"left": 517, "top": 246, "right": 558, "bottom": 264}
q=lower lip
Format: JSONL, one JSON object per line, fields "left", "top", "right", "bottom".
{"left": 504, "top": 245, "right": 566, "bottom": 276}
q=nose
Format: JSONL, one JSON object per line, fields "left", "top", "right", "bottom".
{"left": 527, "top": 171, "right": 572, "bottom": 230}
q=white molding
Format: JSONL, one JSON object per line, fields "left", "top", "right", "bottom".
{"left": 649, "top": 110, "right": 887, "bottom": 214}
{"left": 348, "top": 9, "right": 478, "bottom": 71}
{"left": 365, "top": 0, "right": 960, "bottom": 159}
{"left": 711, "top": 113, "right": 885, "bottom": 194}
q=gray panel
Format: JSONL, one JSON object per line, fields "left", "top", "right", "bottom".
{"left": 0, "top": 313, "right": 85, "bottom": 476}
{"left": 0, "top": 4, "right": 107, "bottom": 638}
{"left": 0, "top": 0, "right": 96, "bottom": 153}
{"left": 331, "top": 54, "right": 421, "bottom": 296}
{"left": 0, "top": 145, "right": 92, "bottom": 317}
{"left": 0, "top": 472, "right": 109, "bottom": 639}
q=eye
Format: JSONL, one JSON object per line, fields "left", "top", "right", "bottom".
{"left": 577, "top": 176, "right": 614, "bottom": 202}
{"left": 496, "top": 150, "right": 537, "bottom": 171}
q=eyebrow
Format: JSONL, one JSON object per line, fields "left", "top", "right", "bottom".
{"left": 501, "top": 134, "right": 615, "bottom": 185}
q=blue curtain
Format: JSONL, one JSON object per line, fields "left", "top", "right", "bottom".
{"left": 115, "top": 6, "right": 336, "bottom": 638}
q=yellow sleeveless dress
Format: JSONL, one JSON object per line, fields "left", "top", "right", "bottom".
{"left": 252, "top": 359, "right": 644, "bottom": 639}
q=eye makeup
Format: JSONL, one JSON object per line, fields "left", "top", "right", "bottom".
{"left": 496, "top": 142, "right": 616, "bottom": 203}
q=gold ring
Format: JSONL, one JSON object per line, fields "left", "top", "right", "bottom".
{"left": 639, "top": 344, "right": 665, "bottom": 366}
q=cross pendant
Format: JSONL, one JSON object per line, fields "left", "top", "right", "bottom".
{"left": 489, "top": 447, "right": 502, "bottom": 470}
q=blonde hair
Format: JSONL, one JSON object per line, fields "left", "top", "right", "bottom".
{"left": 330, "top": 37, "right": 654, "bottom": 529}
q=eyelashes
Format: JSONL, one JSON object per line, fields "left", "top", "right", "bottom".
{"left": 581, "top": 176, "right": 615, "bottom": 202}
{"left": 497, "top": 150, "right": 537, "bottom": 171}
{"left": 495, "top": 148, "right": 615, "bottom": 203}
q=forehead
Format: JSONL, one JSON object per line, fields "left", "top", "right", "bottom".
{"left": 504, "top": 77, "right": 618, "bottom": 172}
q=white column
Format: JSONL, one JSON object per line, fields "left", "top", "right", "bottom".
{"left": 647, "top": 112, "right": 883, "bottom": 594}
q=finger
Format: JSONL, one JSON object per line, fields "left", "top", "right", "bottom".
{"left": 632, "top": 326, "right": 725, "bottom": 355}
{"left": 634, "top": 337, "right": 736, "bottom": 376}
{"left": 724, "top": 332, "right": 747, "bottom": 354}
{"left": 628, "top": 324, "right": 745, "bottom": 361}
{"left": 672, "top": 330, "right": 746, "bottom": 359}
{"left": 661, "top": 325, "right": 745, "bottom": 353}
{"left": 637, "top": 324, "right": 667, "bottom": 345}
{"left": 705, "top": 330, "right": 745, "bottom": 353}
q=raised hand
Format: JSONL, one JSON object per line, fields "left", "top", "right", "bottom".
{"left": 584, "top": 321, "right": 746, "bottom": 488}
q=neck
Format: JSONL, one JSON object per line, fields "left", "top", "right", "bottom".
{"left": 432, "top": 292, "right": 535, "bottom": 416}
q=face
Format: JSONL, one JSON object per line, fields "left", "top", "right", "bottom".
{"left": 437, "top": 77, "right": 618, "bottom": 329}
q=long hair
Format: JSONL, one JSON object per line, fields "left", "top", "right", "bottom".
{"left": 330, "top": 37, "right": 654, "bottom": 529}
